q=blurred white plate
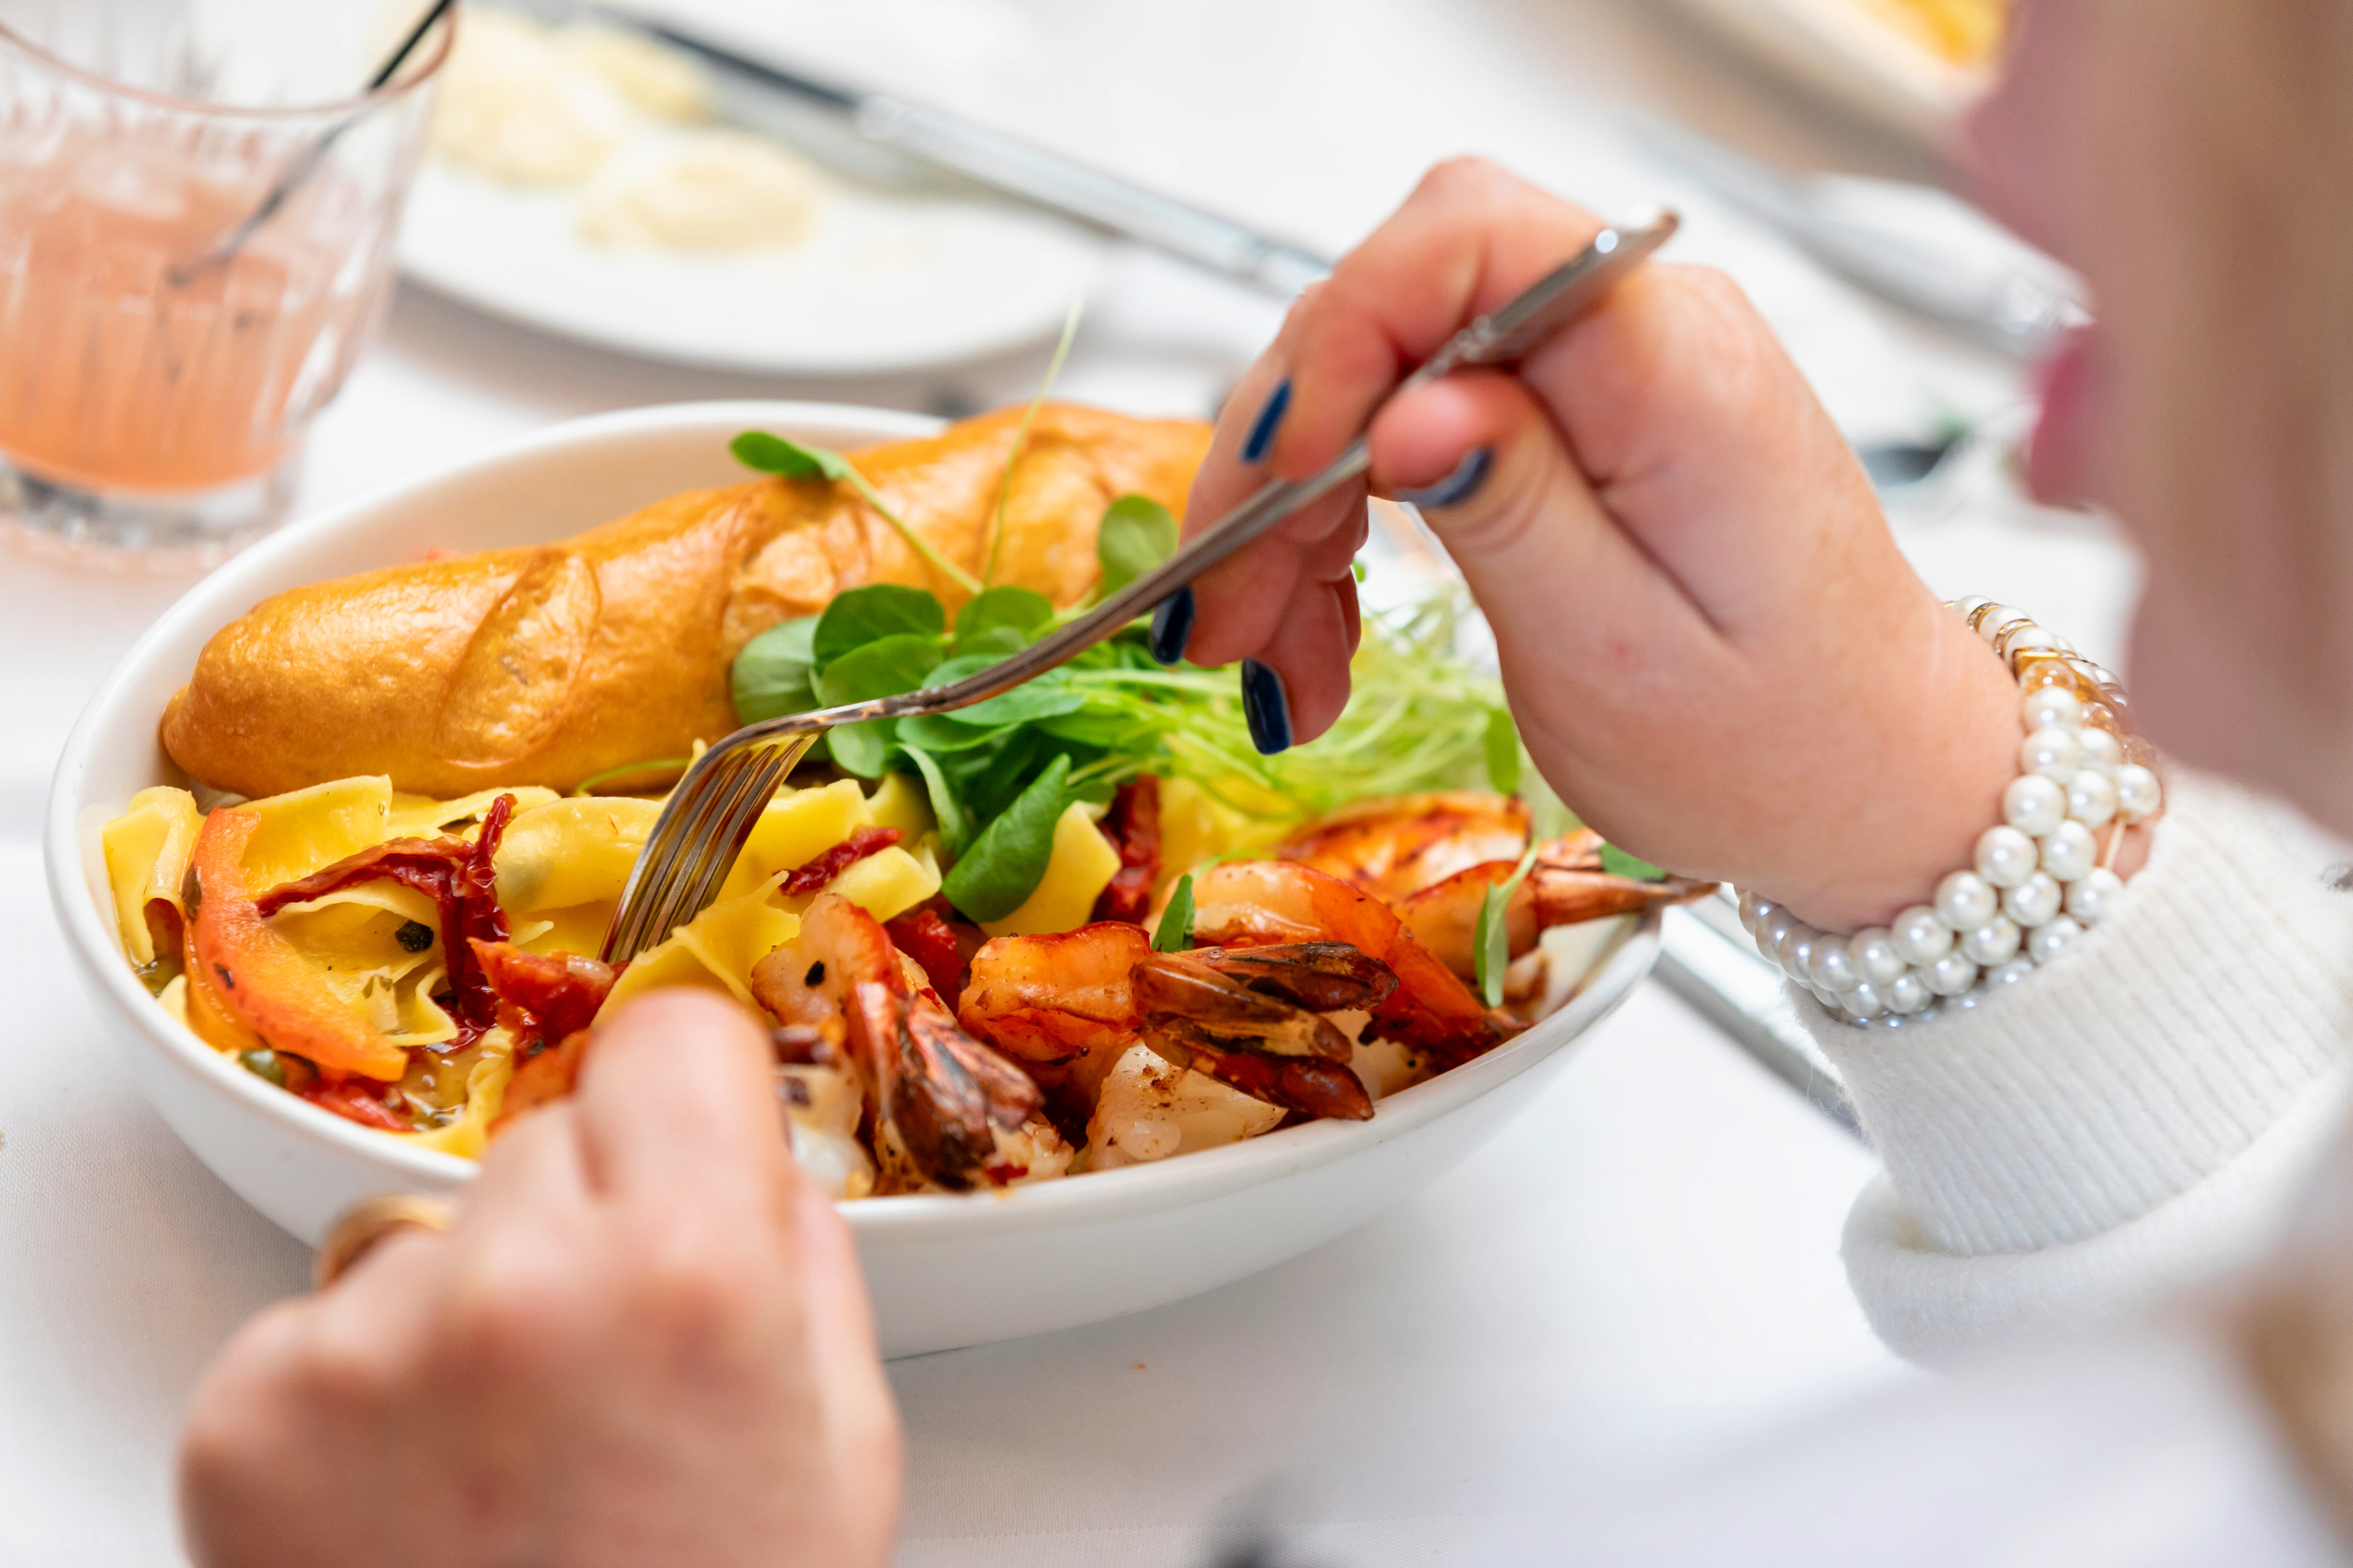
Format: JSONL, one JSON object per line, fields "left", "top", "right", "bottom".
{"left": 398, "top": 163, "right": 1111, "bottom": 374}
{"left": 1663, "top": 0, "right": 1993, "bottom": 142}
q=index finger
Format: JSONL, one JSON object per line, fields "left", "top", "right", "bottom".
{"left": 1265, "top": 159, "right": 1604, "bottom": 481}
{"left": 569, "top": 988, "right": 797, "bottom": 1229}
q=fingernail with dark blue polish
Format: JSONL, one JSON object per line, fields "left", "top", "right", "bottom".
{"left": 1240, "top": 659, "right": 1293, "bottom": 755}
{"left": 1396, "top": 446, "right": 1494, "bottom": 510}
{"left": 1241, "top": 379, "right": 1291, "bottom": 464}
{"left": 1149, "top": 585, "right": 1195, "bottom": 665}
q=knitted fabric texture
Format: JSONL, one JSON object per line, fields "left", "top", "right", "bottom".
{"left": 1800, "top": 771, "right": 2353, "bottom": 1358}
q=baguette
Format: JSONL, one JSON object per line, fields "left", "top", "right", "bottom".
{"left": 161, "top": 404, "right": 1212, "bottom": 798}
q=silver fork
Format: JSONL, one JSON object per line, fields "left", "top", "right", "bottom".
{"left": 600, "top": 210, "right": 1682, "bottom": 964}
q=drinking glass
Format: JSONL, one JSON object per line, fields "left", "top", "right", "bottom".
{"left": 0, "top": 0, "right": 450, "bottom": 564}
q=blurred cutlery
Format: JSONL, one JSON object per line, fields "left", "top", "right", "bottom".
{"left": 1636, "top": 116, "right": 2085, "bottom": 358}
{"left": 578, "top": 8, "right": 1334, "bottom": 298}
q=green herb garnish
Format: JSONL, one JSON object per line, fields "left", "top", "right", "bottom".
{"left": 984, "top": 301, "right": 1084, "bottom": 586}
{"left": 720, "top": 510, "right": 1514, "bottom": 923}
{"left": 1152, "top": 872, "right": 1195, "bottom": 952}
{"left": 732, "top": 614, "right": 820, "bottom": 724}
{"left": 1474, "top": 843, "right": 1544, "bottom": 1008}
{"left": 1093, "top": 495, "right": 1179, "bottom": 602}
{"left": 940, "top": 754, "right": 1072, "bottom": 922}
{"left": 1483, "top": 707, "right": 1521, "bottom": 797}
{"left": 733, "top": 433, "right": 984, "bottom": 597}
{"left": 1599, "top": 843, "right": 1667, "bottom": 882}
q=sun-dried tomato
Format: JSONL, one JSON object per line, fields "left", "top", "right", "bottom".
{"left": 1090, "top": 776, "right": 1162, "bottom": 924}
{"left": 886, "top": 903, "right": 971, "bottom": 1007}
{"left": 255, "top": 794, "right": 518, "bottom": 1040}
{"left": 471, "top": 940, "right": 617, "bottom": 1056}
{"left": 780, "top": 825, "right": 903, "bottom": 895}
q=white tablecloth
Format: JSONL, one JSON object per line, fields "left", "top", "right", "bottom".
{"left": 0, "top": 2, "right": 2145, "bottom": 1561}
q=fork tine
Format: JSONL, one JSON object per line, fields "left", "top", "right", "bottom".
{"left": 602, "top": 734, "right": 817, "bottom": 964}
{"left": 664, "top": 748, "right": 777, "bottom": 932}
{"left": 604, "top": 743, "right": 752, "bottom": 962}
{"left": 643, "top": 748, "right": 762, "bottom": 947}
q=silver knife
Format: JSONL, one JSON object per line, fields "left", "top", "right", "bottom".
{"left": 625, "top": 17, "right": 1334, "bottom": 298}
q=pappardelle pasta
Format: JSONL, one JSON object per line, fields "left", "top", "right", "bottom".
{"left": 106, "top": 767, "right": 1705, "bottom": 1196}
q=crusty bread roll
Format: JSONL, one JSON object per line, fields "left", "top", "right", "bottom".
{"left": 162, "top": 404, "right": 1211, "bottom": 798}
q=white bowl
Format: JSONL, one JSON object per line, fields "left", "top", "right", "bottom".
{"left": 44, "top": 402, "right": 1659, "bottom": 1358}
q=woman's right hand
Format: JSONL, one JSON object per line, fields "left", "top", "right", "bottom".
{"left": 1180, "top": 159, "right": 2023, "bottom": 932}
{"left": 176, "top": 990, "right": 902, "bottom": 1568}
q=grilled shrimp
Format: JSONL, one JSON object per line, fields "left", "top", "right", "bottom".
{"left": 1188, "top": 859, "right": 1514, "bottom": 1065}
{"left": 1277, "top": 792, "right": 1532, "bottom": 904}
{"left": 1398, "top": 829, "right": 1716, "bottom": 980}
{"left": 1087, "top": 1044, "right": 1283, "bottom": 1168}
{"left": 959, "top": 926, "right": 1396, "bottom": 1123}
{"left": 1130, "top": 950, "right": 1375, "bottom": 1122}
{"left": 750, "top": 893, "right": 1060, "bottom": 1192}
{"left": 955, "top": 921, "right": 1154, "bottom": 1105}
{"left": 772, "top": 1028, "right": 877, "bottom": 1201}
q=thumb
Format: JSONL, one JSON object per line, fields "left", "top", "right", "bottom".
{"left": 1367, "top": 368, "right": 1726, "bottom": 700}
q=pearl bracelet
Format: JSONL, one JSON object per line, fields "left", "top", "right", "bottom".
{"left": 1737, "top": 598, "right": 2165, "bottom": 1028}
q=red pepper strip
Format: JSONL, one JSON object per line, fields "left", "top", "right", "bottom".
{"left": 189, "top": 811, "right": 412, "bottom": 1081}
{"left": 255, "top": 794, "right": 518, "bottom": 1040}
{"left": 301, "top": 1077, "right": 409, "bottom": 1132}
{"left": 1089, "top": 776, "right": 1162, "bottom": 925}
{"left": 470, "top": 940, "right": 618, "bottom": 1055}
{"left": 885, "top": 905, "right": 969, "bottom": 1007}
{"left": 780, "top": 825, "right": 902, "bottom": 895}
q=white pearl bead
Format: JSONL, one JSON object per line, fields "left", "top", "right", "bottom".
{"left": 2077, "top": 727, "right": 2124, "bottom": 779}
{"left": 1777, "top": 924, "right": 1819, "bottom": 982}
{"left": 2115, "top": 764, "right": 2163, "bottom": 824}
{"left": 1808, "top": 935, "right": 1860, "bottom": 993}
{"left": 1952, "top": 595, "right": 1991, "bottom": 618}
{"left": 1850, "top": 928, "right": 1908, "bottom": 988}
{"left": 1842, "top": 983, "right": 1885, "bottom": 1020}
{"left": 1926, "top": 950, "right": 1979, "bottom": 997}
{"left": 1960, "top": 915, "right": 2022, "bottom": 966}
{"left": 1997, "top": 621, "right": 2054, "bottom": 658}
{"left": 1973, "top": 826, "right": 2039, "bottom": 889}
{"left": 2021, "top": 727, "right": 2085, "bottom": 781}
{"left": 2066, "top": 768, "right": 2118, "bottom": 828}
{"left": 1738, "top": 890, "right": 1769, "bottom": 935}
{"left": 1977, "top": 606, "right": 2018, "bottom": 645}
{"left": 1809, "top": 984, "right": 1843, "bottom": 1011}
{"left": 2038, "top": 819, "right": 2098, "bottom": 882}
{"left": 2021, "top": 686, "right": 2083, "bottom": 733}
{"left": 2003, "top": 871, "right": 2063, "bottom": 928}
{"left": 1990, "top": 957, "right": 2037, "bottom": 987}
{"left": 2003, "top": 774, "right": 2069, "bottom": 837}
{"left": 2028, "top": 915, "right": 2085, "bottom": 964}
{"left": 2065, "top": 866, "right": 2126, "bottom": 925}
{"left": 1892, "top": 905, "right": 1954, "bottom": 966}
{"left": 1934, "top": 870, "right": 2000, "bottom": 930}
{"left": 1757, "top": 908, "right": 1798, "bottom": 964}
{"left": 1886, "top": 972, "right": 1932, "bottom": 1014}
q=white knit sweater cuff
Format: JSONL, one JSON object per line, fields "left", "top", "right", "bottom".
{"left": 1800, "top": 770, "right": 2353, "bottom": 1259}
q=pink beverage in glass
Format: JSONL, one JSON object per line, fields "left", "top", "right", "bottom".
{"left": 0, "top": 1, "right": 448, "bottom": 560}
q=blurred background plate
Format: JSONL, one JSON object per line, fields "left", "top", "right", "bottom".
{"left": 1660, "top": 0, "right": 1996, "bottom": 142}
{"left": 398, "top": 165, "right": 1111, "bottom": 375}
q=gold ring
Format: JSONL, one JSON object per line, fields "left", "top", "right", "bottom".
{"left": 314, "top": 1194, "right": 454, "bottom": 1290}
